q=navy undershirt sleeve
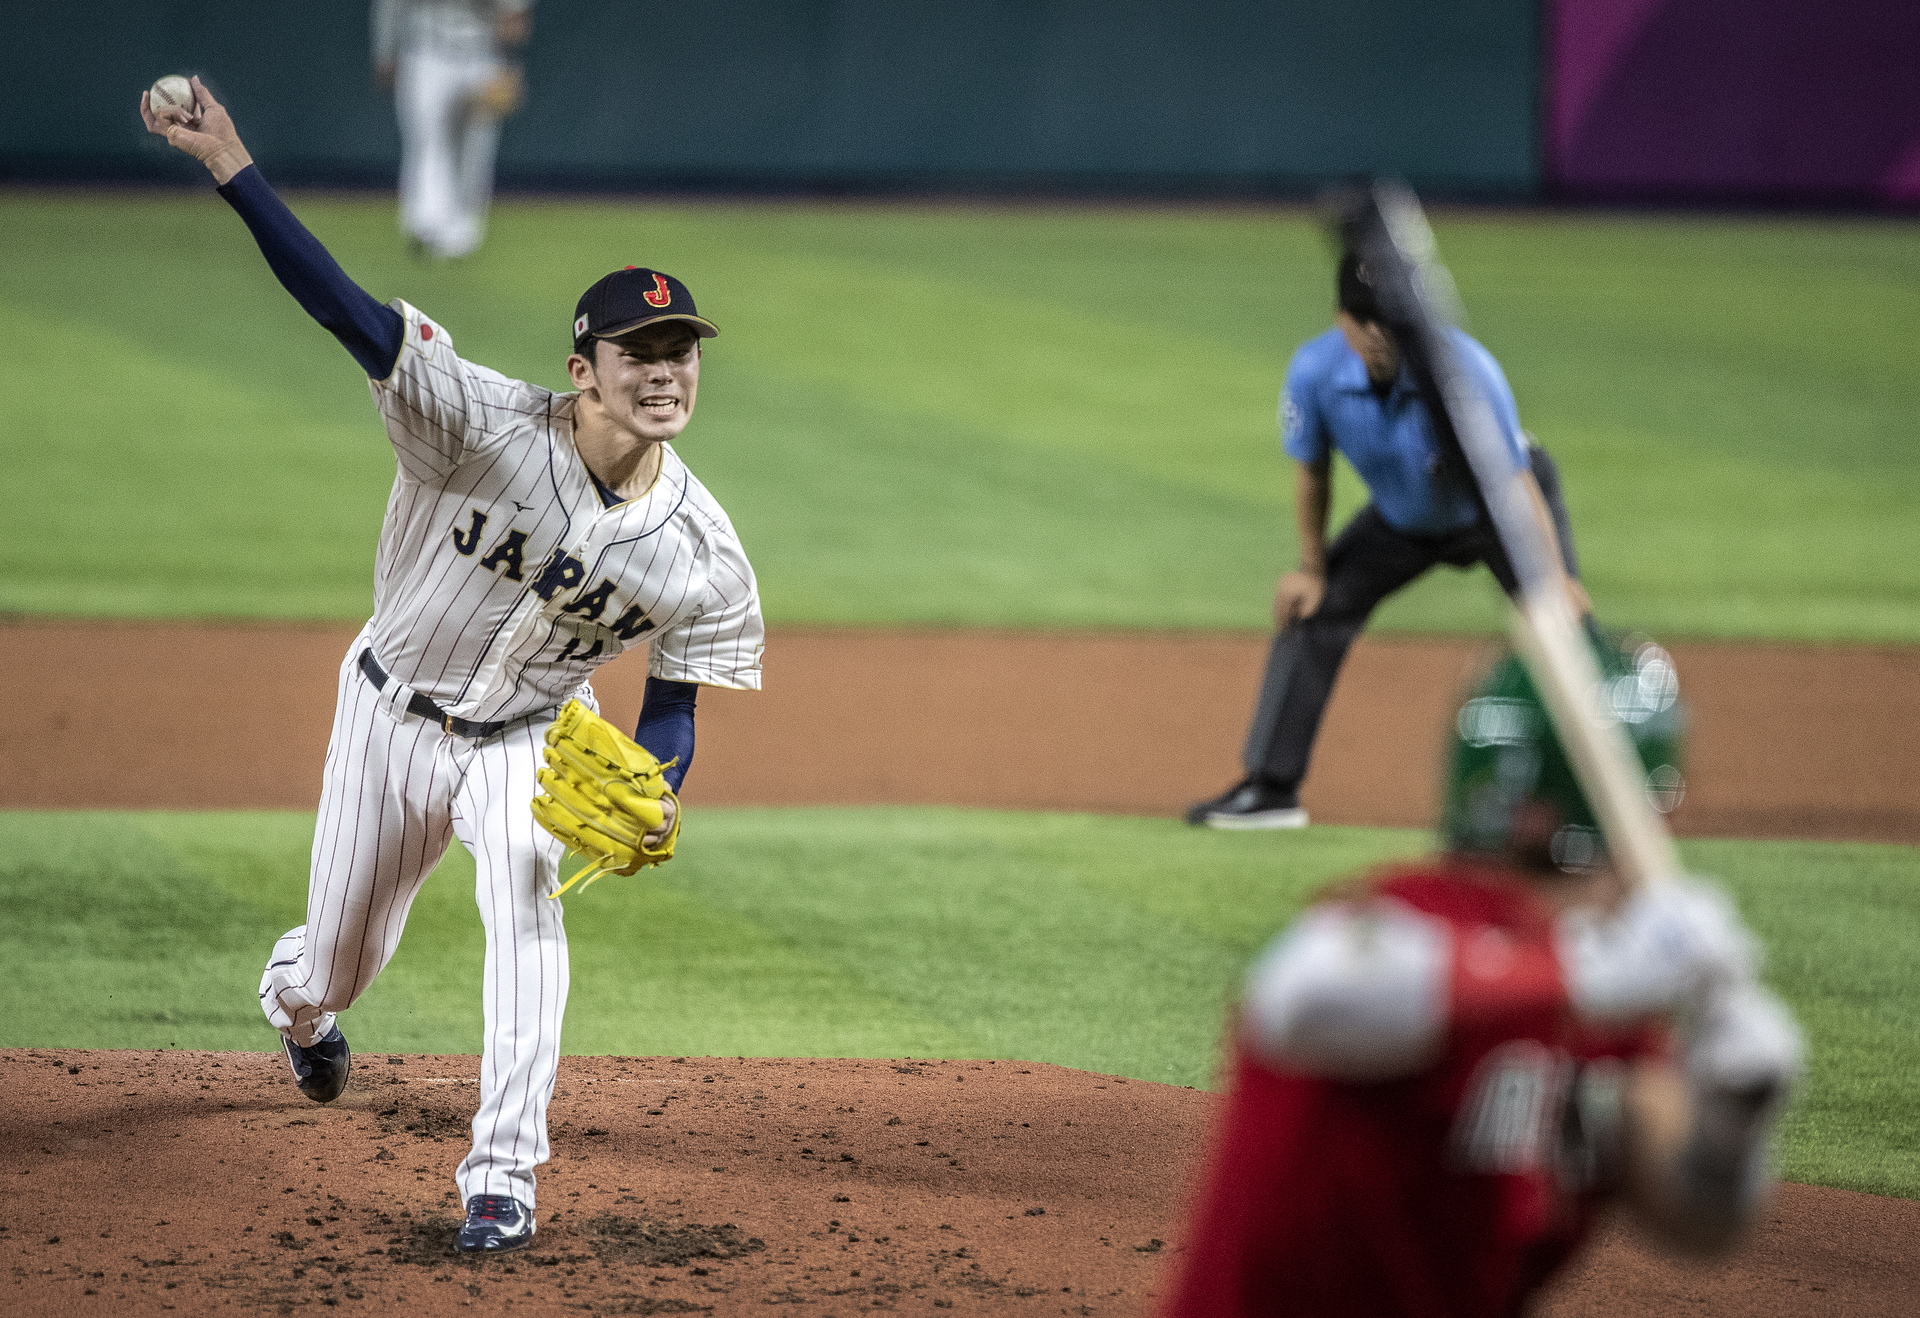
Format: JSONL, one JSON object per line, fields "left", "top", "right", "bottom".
{"left": 634, "top": 678, "right": 697, "bottom": 792}
{"left": 215, "top": 164, "right": 404, "bottom": 378}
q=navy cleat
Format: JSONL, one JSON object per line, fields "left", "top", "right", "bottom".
{"left": 456, "top": 1195, "right": 536, "bottom": 1255}
{"left": 282, "top": 1024, "right": 351, "bottom": 1103}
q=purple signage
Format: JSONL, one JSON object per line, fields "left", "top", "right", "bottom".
{"left": 1550, "top": 0, "right": 1920, "bottom": 203}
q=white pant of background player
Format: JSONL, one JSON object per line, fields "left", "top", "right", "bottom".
{"left": 259, "top": 626, "right": 581, "bottom": 1203}
{"left": 395, "top": 49, "right": 504, "bottom": 259}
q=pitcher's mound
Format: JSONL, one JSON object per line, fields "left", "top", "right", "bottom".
{"left": 4, "top": 1049, "right": 1913, "bottom": 1316}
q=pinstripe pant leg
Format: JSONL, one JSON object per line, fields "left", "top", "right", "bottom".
{"left": 451, "top": 714, "right": 570, "bottom": 1206}
{"left": 261, "top": 645, "right": 457, "bottom": 1048}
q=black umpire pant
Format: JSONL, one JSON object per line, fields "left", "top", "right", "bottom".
{"left": 1241, "top": 446, "right": 1579, "bottom": 792}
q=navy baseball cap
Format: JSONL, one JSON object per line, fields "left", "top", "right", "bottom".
{"left": 572, "top": 267, "right": 718, "bottom": 351}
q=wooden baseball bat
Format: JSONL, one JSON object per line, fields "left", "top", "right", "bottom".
{"left": 1339, "top": 182, "right": 1682, "bottom": 890}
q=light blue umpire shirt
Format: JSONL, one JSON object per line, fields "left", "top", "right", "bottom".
{"left": 1280, "top": 326, "right": 1528, "bottom": 536}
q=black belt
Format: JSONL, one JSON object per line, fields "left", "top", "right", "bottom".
{"left": 358, "top": 648, "right": 511, "bottom": 739}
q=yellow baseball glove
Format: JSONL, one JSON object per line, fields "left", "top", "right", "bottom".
{"left": 531, "top": 699, "right": 680, "bottom": 898}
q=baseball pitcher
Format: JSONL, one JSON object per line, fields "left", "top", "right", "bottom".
{"left": 146, "top": 76, "right": 761, "bottom": 1256}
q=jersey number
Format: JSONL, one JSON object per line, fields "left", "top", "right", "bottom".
{"left": 555, "top": 636, "right": 605, "bottom": 665}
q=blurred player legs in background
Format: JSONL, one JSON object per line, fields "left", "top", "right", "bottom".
{"left": 375, "top": 0, "right": 531, "bottom": 259}
{"left": 395, "top": 52, "right": 504, "bottom": 258}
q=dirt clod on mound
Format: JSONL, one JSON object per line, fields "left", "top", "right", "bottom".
{"left": 378, "top": 1214, "right": 466, "bottom": 1267}
{"left": 585, "top": 1215, "right": 766, "bottom": 1268}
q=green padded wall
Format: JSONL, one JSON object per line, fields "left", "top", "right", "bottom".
{"left": 12, "top": 0, "right": 1539, "bottom": 195}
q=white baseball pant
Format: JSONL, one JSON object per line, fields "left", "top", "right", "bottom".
{"left": 395, "top": 50, "right": 505, "bottom": 259}
{"left": 260, "top": 633, "right": 573, "bottom": 1206}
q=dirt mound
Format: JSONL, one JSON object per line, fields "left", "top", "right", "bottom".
{"left": 3, "top": 1048, "right": 1914, "bottom": 1316}
{"left": 1, "top": 623, "right": 1913, "bottom": 843}
{"left": 0, "top": 1048, "right": 1208, "bottom": 1315}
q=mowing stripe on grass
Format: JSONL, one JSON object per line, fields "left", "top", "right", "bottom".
{"left": 4, "top": 195, "right": 1917, "bottom": 638}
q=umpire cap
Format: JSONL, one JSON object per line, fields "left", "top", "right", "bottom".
{"left": 573, "top": 267, "right": 718, "bottom": 353}
{"left": 1337, "top": 250, "right": 1383, "bottom": 324}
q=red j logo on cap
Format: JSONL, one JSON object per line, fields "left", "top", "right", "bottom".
{"left": 643, "top": 274, "right": 673, "bottom": 308}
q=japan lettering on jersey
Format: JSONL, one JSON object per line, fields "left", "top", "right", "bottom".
{"left": 360, "top": 301, "right": 762, "bottom": 724}
{"left": 1160, "top": 863, "right": 1663, "bottom": 1318}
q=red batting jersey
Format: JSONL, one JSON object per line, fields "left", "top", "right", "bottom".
{"left": 1160, "top": 861, "right": 1662, "bottom": 1318}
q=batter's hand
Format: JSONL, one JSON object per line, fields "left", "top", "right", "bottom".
{"left": 141, "top": 76, "right": 252, "bottom": 184}
{"left": 1275, "top": 570, "right": 1326, "bottom": 626}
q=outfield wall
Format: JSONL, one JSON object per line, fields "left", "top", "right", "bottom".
{"left": 13, "top": 0, "right": 1538, "bottom": 195}
{"left": 17, "top": 2, "right": 1920, "bottom": 205}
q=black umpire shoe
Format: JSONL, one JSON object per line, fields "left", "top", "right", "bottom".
{"left": 456, "top": 1195, "right": 537, "bottom": 1255}
{"left": 1185, "top": 778, "right": 1310, "bottom": 830}
{"left": 282, "top": 1024, "right": 351, "bottom": 1103}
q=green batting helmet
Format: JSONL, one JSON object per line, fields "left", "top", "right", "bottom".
{"left": 1441, "top": 633, "right": 1686, "bottom": 870}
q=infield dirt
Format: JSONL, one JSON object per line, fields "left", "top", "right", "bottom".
{"left": 1, "top": 622, "right": 1915, "bottom": 842}
{"left": 3, "top": 622, "right": 1916, "bottom": 1315}
{"left": 4, "top": 1049, "right": 1916, "bottom": 1317}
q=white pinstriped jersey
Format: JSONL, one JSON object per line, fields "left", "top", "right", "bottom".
{"left": 361, "top": 300, "right": 762, "bottom": 724}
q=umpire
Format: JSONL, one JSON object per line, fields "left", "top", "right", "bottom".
{"left": 1188, "top": 252, "right": 1587, "bottom": 828}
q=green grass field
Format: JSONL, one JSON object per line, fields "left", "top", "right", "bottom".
{"left": 2, "top": 192, "right": 1916, "bottom": 638}
{"left": 3, "top": 808, "right": 1916, "bottom": 1200}
{"left": 4, "top": 190, "right": 1916, "bottom": 1207}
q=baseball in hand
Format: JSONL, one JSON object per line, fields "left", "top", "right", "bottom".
{"left": 148, "top": 75, "right": 200, "bottom": 125}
